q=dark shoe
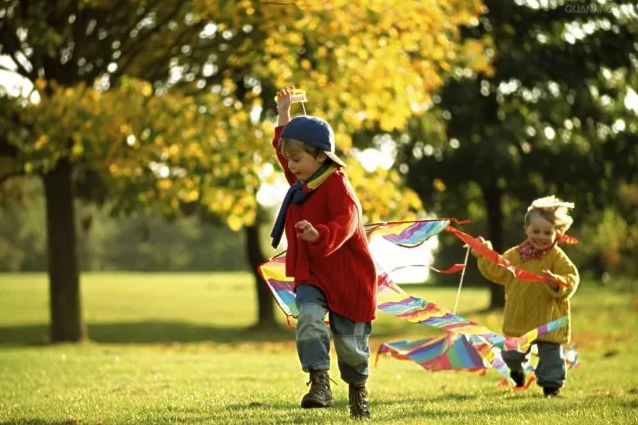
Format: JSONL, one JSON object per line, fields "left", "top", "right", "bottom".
{"left": 510, "top": 371, "right": 526, "bottom": 388}
{"left": 349, "top": 383, "right": 371, "bottom": 420}
{"left": 301, "top": 370, "right": 334, "bottom": 408}
{"left": 543, "top": 387, "right": 562, "bottom": 398}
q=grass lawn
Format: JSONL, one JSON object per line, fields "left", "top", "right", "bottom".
{"left": 0, "top": 272, "right": 637, "bottom": 424}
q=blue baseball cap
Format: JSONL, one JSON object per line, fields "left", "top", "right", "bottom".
{"left": 281, "top": 116, "right": 346, "bottom": 167}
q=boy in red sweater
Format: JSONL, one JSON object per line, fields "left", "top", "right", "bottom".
{"left": 270, "top": 87, "right": 377, "bottom": 419}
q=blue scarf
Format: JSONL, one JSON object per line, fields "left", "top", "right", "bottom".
{"left": 270, "top": 163, "right": 337, "bottom": 248}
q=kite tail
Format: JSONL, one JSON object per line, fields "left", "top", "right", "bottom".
{"left": 444, "top": 226, "right": 569, "bottom": 288}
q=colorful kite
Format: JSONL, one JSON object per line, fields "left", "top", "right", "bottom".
{"left": 258, "top": 219, "right": 577, "bottom": 386}
{"left": 375, "top": 322, "right": 579, "bottom": 382}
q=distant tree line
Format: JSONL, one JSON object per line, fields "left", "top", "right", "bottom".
{"left": 0, "top": 178, "right": 247, "bottom": 272}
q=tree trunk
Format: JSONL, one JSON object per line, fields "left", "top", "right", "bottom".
{"left": 483, "top": 185, "right": 506, "bottom": 309}
{"left": 245, "top": 215, "right": 278, "bottom": 329}
{"left": 43, "top": 158, "right": 86, "bottom": 342}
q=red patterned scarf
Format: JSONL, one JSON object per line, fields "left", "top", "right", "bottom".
{"left": 518, "top": 234, "right": 578, "bottom": 263}
{"left": 518, "top": 241, "right": 552, "bottom": 263}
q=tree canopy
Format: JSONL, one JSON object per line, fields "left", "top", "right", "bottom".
{"left": 395, "top": 0, "right": 638, "bottom": 301}
{"left": 0, "top": 0, "right": 490, "bottom": 340}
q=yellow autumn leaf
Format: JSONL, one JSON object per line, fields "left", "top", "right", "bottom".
{"left": 157, "top": 179, "right": 172, "bottom": 191}
{"left": 5, "top": 0, "right": 490, "bottom": 229}
{"left": 227, "top": 215, "right": 242, "bottom": 231}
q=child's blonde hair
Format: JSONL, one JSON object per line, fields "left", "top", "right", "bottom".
{"left": 279, "top": 137, "right": 323, "bottom": 159}
{"left": 524, "top": 195, "right": 575, "bottom": 235}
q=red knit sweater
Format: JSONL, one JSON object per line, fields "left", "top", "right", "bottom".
{"left": 273, "top": 126, "right": 377, "bottom": 322}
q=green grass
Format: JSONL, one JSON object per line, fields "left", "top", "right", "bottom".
{"left": 0, "top": 273, "right": 637, "bottom": 424}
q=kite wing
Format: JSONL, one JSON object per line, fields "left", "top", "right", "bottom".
{"left": 257, "top": 250, "right": 298, "bottom": 326}
{"left": 258, "top": 219, "right": 460, "bottom": 325}
{"left": 376, "top": 334, "right": 486, "bottom": 372}
{"left": 376, "top": 319, "right": 576, "bottom": 375}
{"left": 257, "top": 219, "right": 574, "bottom": 384}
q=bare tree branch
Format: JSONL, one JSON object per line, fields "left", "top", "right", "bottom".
{"left": 0, "top": 25, "right": 35, "bottom": 80}
{"left": 119, "top": 22, "right": 204, "bottom": 82}
{"left": 118, "top": 0, "right": 185, "bottom": 60}
{"left": 0, "top": 63, "right": 20, "bottom": 74}
{"left": 145, "top": 23, "right": 207, "bottom": 83}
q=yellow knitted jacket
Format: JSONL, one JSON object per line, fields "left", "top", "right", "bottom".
{"left": 476, "top": 244, "right": 579, "bottom": 344}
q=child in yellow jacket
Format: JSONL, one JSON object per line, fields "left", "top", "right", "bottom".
{"left": 473, "top": 196, "right": 579, "bottom": 397}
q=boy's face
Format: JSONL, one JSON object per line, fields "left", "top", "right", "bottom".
{"left": 525, "top": 214, "right": 557, "bottom": 250}
{"left": 283, "top": 143, "right": 327, "bottom": 182}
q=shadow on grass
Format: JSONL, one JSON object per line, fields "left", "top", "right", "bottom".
{"left": 368, "top": 396, "right": 580, "bottom": 422}
{"left": 223, "top": 394, "right": 480, "bottom": 415}
{"left": 0, "top": 321, "right": 296, "bottom": 347}
{"left": 0, "top": 320, "right": 428, "bottom": 348}
{"left": 220, "top": 393, "right": 584, "bottom": 423}
{"left": 0, "top": 421, "right": 103, "bottom": 425}
{"left": 0, "top": 418, "right": 217, "bottom": 425}
{"left": 371, "top": 393, "right": 479, "bottom": 405}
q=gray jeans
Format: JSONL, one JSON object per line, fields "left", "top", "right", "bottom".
{"left": 295, "top": 284, "right": 372, "bottom": 385}
{"left": 503, "top": 341, "right": 566, "bottom": 389}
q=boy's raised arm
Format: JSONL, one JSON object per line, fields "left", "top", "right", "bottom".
{"left": 277, "top": 87, "right": 293, "bottom": 127}
{"left": 272, "top": 87, "right": 295, "bottom": 185}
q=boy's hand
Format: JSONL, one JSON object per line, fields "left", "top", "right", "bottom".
{"left": 276, "top": 86, "right": 294, "bottom": 126}
{"left": 295, "top": 220, "right": 319, "bottom": 242}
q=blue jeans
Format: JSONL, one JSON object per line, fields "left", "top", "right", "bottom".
{"left": 503, "top": 341, "right": 566, "bottom": 389}
{"left": 295, "top": 284, "right": 372, "bottom": 385}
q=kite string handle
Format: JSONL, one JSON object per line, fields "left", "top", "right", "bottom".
{"left": 273, "top": 89, "right": 307, "bottom": 103}
{"left": 292, "top": 89, "right": 307, "bottom": 115}
{"left": 274, "top": 89, "right": 308, "bottom": 115}
{"left": 453, "top": 245, "right": 471, "bottom": 314}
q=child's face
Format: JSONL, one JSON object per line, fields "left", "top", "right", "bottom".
{"left": 283, "top": 144, "right": 326, "bottom": 182}
{"left": 525, "top": 214, "right": 557, "bottom": 250}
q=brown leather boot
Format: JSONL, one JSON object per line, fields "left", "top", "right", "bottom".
{"left": 349, "top": 383, "right": 371, "bottom": 420}
{"left": 300, "top": 370, "right": 334, "bottom": 408}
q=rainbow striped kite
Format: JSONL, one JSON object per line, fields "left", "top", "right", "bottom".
{"left": 258, "top": 219, "right": 575, "bottom": 386}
